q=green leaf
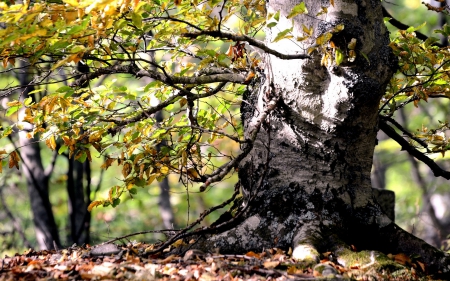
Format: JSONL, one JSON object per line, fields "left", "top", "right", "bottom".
{"left": 134, "top": 178, "right": 146, "bottom": 187}
{"left": 6, "top": 106, "right": 20, "bottom": 117}
{"left": 433, "top": 79, "right": 448, "bottom": 85}
{"left": 115, "top": 19, "right": 128, "bottom": 30}
{"left": 144, "top": 81, "right": 160, "bottom": 92}
{"left": 335, "top": 48, "right": 344, "bottom": 66}
{"left": 287, "top": 2, "right": 308, "bottom": 19}
{"left": 272, "top": 28, "right": 293, "bottom": 43}
{"left": 112, "top": 198, "right": 121, "bottom": 207}
{"left": 131, "top": 12, "right": 142, "bottom": 28}
{"left": 360, "top": 51, "right": 370, "bottom": 65}
{"left": 2, "top": 126, "right": 13, "bottom": 138}
{"left": 414, "top": 22, "right": 427, "bottom": 31}
{"left": 56, "top": 86, "right": 73, "bottom": 93}
{"left": 23, "top": 97, "right": 33, "bottom": 106}
{"left": 77, "top": 152, "right": 87, "bottom": 163}
{"left": 267, "top": 22, "right": 277, "bottom": 28}
{"left": 58, "top": 145, "right": 68, "bottom": 155}
{"left": 66, "top": 25, "right": 85, "bottom": 35}
{"left": 274, "top": 11, "right": 280, "bottom": 21}
{"left": 424, "top": 36, "right": 440, "bottom": 47}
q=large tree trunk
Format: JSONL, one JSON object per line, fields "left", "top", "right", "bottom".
{"left": 199, "top": 0, "right": 450, "bottom": 276}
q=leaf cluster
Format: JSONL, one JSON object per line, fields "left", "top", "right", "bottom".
{"left": 382, "top": 23, "right": 450, "bottom": 156}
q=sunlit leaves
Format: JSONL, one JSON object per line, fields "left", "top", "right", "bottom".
{"left": 45, "top": 135, "right": 57, "bottom": 150}
{"left": 287, "top": 2, "right": 308, "bottom": 19}
{"left": 316, "top": 32, "right": 333, "bottom": 46}
{"left": 272, "top": 28, "right": 293, "bottom": 43}
{"left": 383, "top": 24, "right": 450, "bottom": 157}
{"left": 0, "top": 0, "right": 251, "bottom": 209}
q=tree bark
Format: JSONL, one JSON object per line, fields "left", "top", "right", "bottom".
{"left": 156, "top": 111, "right": 176, "bottom": 229}
{"left": 198, "top": 0, "right": 450, "bottom": 276}
{"left": 17, "top": 64, "right": 61, "bottom": 250}
{"left": 66, "top": 158, "right": 91, "bottom": 245}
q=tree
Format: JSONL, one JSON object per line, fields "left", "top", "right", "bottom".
{"left": 1, "top": 0, "right": 450, "bottom": 276}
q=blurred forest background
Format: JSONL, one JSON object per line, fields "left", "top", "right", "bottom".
{"left": 1, "top": 0, "right": 450, "bottom": 255}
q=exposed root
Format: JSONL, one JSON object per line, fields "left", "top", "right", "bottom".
{"left": 193, "top": 214, "right": 450, "bottom": 279}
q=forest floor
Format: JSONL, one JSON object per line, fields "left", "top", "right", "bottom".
{"left": 0, "top": 241, "right": 445, "bottom": 280}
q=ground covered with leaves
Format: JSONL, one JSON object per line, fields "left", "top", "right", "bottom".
{"left": 0, "top": 240, "right": 444, "bottom": 281}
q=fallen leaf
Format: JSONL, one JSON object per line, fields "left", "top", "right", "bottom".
{"left": 417, "top": 260, "right": 426, "bottom": 272}
{"left": 394, "top": 253, "right": 412, "bottom": 265}
{"left": 263, "top": 260, "right": 280, "bottom": 269}
{"left": 245, "top": 251, "right": 260, "bottom": 259}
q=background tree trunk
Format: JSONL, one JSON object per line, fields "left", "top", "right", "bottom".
{"left": 66, "top": 158, "right": 91, "bottom": 245}
{"left": 17, "top": 63, "right": 61, "bottom": 250}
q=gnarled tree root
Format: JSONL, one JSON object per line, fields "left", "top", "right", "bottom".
{"left": 191, "top": 216, "right": 450, "bottom": 279}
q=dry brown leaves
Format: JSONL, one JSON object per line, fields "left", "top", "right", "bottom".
{"left": 0, "top": 243, "right": 433, "bottom": 281}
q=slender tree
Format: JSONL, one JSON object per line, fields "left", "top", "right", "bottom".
{"left": 16, "top": 63, "right": 61, "bottom": 250}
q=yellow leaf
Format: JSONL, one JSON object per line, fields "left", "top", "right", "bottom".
{"left": 181, "top": 150, "right": 187, "bottom": 166}
{"left": 160, "top": 166, "right": 169, "bottom": 174}
{"left": 226, "top": 44, "right": 234, "bottom": 57}
{"left": 348, "top": 50, "right": 356, "bottom": 62}
{"left": 46, "top": 135, "right": 57, "bottom": 150}
{"left": 263, "top": 261, "right": 280, "bottom": 269}
{"left": 244, "top": 71, "right": 255, "bottom": 83}
{"left": 321, "top": 53, "right": 330, "bottom": 66}
{"left": 63, "top": 0, "right": 80, "bottom": 7}
{"left": 186, "top": 168, "right": 200, "bottom": 180}
{"left": 147, "top": 173, "right": 158, "bottom": 185}
{"left": 6, "top": 100, "right": 21, "bottom": 107}
{"left": 87, "top": 200, "right": 103, "bottom": 212}
{"left": 302, "top": 24, "right": 312, "bottom": 36}
{"left": 316, "top": 32, "right": 332, "bottom": 46}
{"left": 307, "top": 46, "right": 317, "bottom": 55}
{"left": 348, "top": 38, "right": 357, "bottom": 50}
{"left": 332, "top": 24, "right": 345, "bottom": 33}
{"left": 108, "top": 187, "right": 114, "bottom": 204}
{"left": 172, "top": 239, "right": 185, "bottom": 247}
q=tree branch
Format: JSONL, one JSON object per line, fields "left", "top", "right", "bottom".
{"left": 379, "top": 117, "right": 450, "bottom": 180}
{"left": 136, "top": 68, "right": 247, "bottom": 84}
{"left": 71, "top": 63, "right": 246, "bottom": 88}
{"left": 382, "top": 6, "right": 442, "bottom": 46}
{"left": 182, "top": 31, "right": 310, "bottom": 60}
{"left": 103, "top": 82, "right": 227, "bottom": 132}
{"left": 199, "top": 96, "right": 279, "bottom": 191}
{"left": 380, "top": 115, "right": 429, "bottom": 149}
